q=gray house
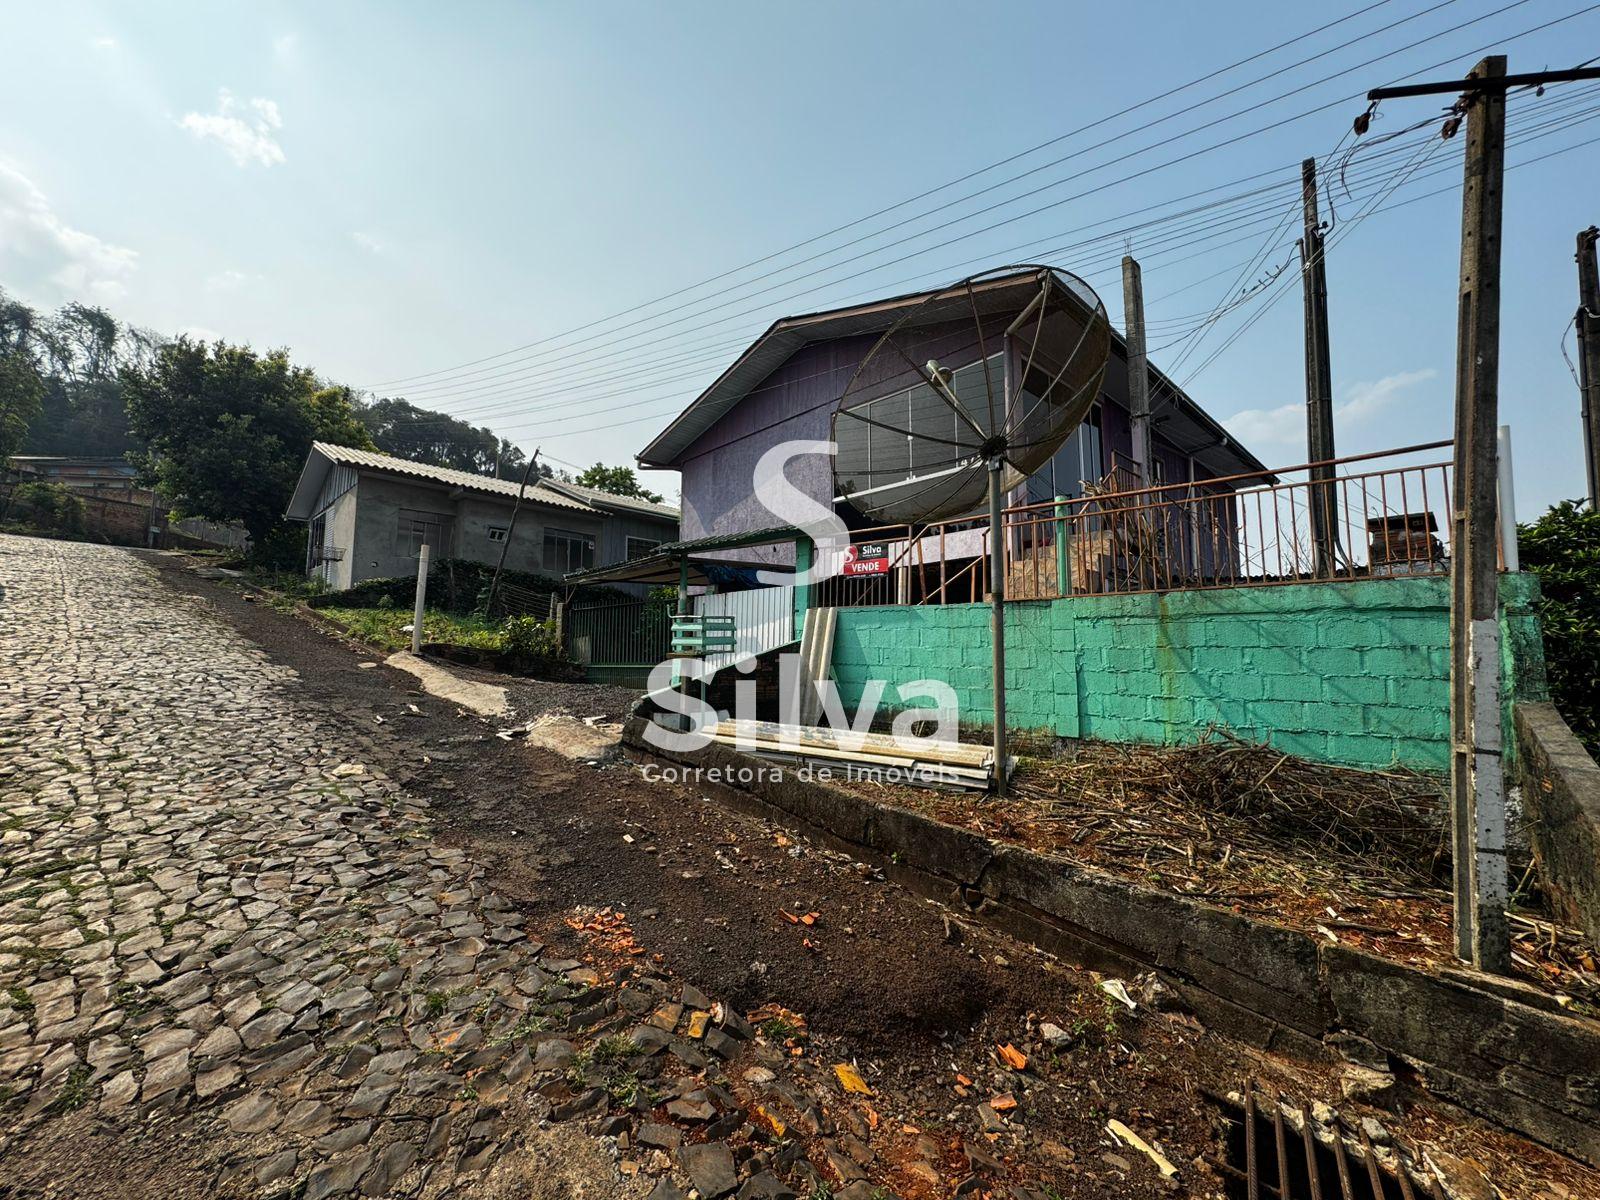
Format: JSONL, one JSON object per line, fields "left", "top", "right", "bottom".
{"left": 285, "top": 443, "right": 678, "bottom": 590}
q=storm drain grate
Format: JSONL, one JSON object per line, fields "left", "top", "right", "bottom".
{"left": 1208, "top": 1084, "right": 1444, "bottom": 1200}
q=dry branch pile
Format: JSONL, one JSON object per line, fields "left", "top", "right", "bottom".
{"left": 851, "top": 732, "right": 1599, "bottom": 1006}
{"left": 1012, "top": 731, "right": 1448, "bottom": 890}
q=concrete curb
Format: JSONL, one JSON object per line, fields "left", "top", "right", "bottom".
{"left": 1516, "top": 701, "right": 1600, "bottom": 947}
{"left": 623, "top": 717, "right": 1600, "bottom": 1166}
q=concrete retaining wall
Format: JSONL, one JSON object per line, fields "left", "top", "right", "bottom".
{"left": 828, "top": 574, "right": 1547, "bottom": 772}
{"left": 1516, "top": 702, "right": 1600, "bottom": 947}
{"left": 626, "top": 719, "right": 1600, "bottom": 1165}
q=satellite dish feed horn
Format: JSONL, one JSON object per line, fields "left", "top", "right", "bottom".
{"left": 831, "top": 265, "right": 1112, "bottom": 794}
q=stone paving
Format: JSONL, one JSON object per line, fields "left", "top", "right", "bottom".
{"left": 0, "top": 539, "right": 812, "bottom": 1198}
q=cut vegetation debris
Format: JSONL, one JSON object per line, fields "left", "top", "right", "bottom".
{"left": 837, "top": 734, "right": 1600, "bottom": 1008}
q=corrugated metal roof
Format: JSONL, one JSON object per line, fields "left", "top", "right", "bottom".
{"left": 540, "top": 478, "right": 679, "bottom": 519}
{"left": 285, "top": 442, "right": 597, "bottom": 520}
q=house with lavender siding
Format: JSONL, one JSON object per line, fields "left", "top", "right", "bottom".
{"left": 636, "top": 269, "right": 1270, "bottom": 585}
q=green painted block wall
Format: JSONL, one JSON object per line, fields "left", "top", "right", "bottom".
{"left": 828, "top": 574, "right": 1547, "bottom": 773}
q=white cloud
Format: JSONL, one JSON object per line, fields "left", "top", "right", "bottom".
{"left": 179, "top": 89, "right": 285, "bottom": 168}
{"left": 92, "top": 35, "right": 117, "bottom": 50}
{"left": 352, "top": 231, "right": 386, "bottom": 254}
{"left": 1222, "top": 369, "right": 1437, "bottom": 456}
{"left": 205, "top": 268, "right": 260, "bottom": 291}
{"left": 0, "top": 161, "right": 138, "bottom": 300}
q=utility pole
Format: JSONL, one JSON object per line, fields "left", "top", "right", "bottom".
{"left": 1122, "top": 255, "right": 1152, "bottom": 486}
{"left": 485, "top": 447, "right": 540, "bottom": 617}
{"left": 1576, "top": 226, "right": 1600, "bottom": 508}
{"left": 1448, "top": 56, "right": 1510, "bottom": 973}
{"left": 1300, "top": 157, "right": 1339, "bottom": 576}
{"left": 1362, "top": 54, "right": 1583, "bottom": 975}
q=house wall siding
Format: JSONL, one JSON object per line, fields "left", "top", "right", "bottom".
{"left": 826, "top": 574, "right": 1547, "bottom": 772}
{"left": 346, "top": 474, "right": 606, "bottom": 586}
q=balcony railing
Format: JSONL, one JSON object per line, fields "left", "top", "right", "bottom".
{"left": 809, "top": 440, "right": 1482, "bottom": 608}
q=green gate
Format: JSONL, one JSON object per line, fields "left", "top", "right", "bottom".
{"left": 565, "top": 598, "right": 672, "bottom": 687}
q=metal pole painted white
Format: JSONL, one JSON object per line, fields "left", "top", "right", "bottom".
{"left": 1497, "top": 424, "right": 1519, "bottom": 573}
{"left": 411, "top": 543, "right": 431, "bottom": 655}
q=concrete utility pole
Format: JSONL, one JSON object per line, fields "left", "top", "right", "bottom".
{"left": 485, "top": 447, "right": 540, "bottom": 617}
{"left": 1447, "top": 57, "right": 1510, "bottom": 973}
{"left": 1122, "top": 255, "right": 1152, "bottom": 486}
{"left": 1576, "top": 226, "right": 1600, "bottom": 508}
{"left": 1361, "top": 54, "right": 1588, "bottom": 974}
{"left": 1300, "top": 157, "right": 1339, "bottom": 576}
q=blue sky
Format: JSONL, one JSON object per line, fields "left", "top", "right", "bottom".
{"left": 2, "top": 1, "right": 1598, "bottom": 514}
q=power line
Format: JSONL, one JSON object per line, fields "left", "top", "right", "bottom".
{"left": 417, "top": 126, "right": 1600, "bottom": 448}
{"left": 376, "top": 0, "right": 1506, "bottom": 397}
{"left": 382, "top": 1, "right": 1591, "bottom": 416}
{"left": 363, "top": 0, "right": 1409, "bottom": 390}
{"left": 372, "top": 84, "right": 1600, "bottom": 432}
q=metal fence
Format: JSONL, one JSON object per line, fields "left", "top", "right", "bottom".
{"left": 565, "top": 597, "right": 673, "bottom": 667}
{"left": 812, "top": 440, "right": 1478, "bottom": 607}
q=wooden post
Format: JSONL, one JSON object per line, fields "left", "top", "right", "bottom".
{"left": 1122, "top": 256, "right": 1152, "bottom": 486}
{"left": 411, "top": 543, "right": 431, "bottom": 655}
{"left": 1577, "top": 226, "right": 1600, "bottom": 508}
{"left": 1301, "top": 157, "right": 1340, "bottom": 576}
{"left": 1448, "top": 55, "right": 1510, "bottom": 974}
{"left": 485, "top": 447, "right": 539, "bottom": 616}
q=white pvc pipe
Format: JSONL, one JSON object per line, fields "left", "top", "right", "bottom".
{"left": 1497, "top": 425, "right": 1519, "bottom": 573}
{"left": 411, "top": 543, "right": 431, "bottom": 654}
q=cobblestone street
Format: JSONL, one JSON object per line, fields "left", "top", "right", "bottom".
{"left": 0, "top": 538, "right": 651, "bottom": 1197}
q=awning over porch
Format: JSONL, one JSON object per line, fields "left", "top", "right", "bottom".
{"left": 563, "top": 525, "right": 806, "bottom": 589}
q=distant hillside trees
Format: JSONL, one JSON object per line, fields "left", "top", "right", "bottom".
{"left": 0, "top": 287, "right": 160, "bottom": 459}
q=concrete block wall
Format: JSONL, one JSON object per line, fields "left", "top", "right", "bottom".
{"left": 829, "top": 574, "right": 1547, "bottom": 772}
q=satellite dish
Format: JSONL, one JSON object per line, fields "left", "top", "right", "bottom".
{"left": 832, "top": 264, "right": 1111, "bottom": 523}
{"left": 829, "top": 265, "right": 1113, "bottom": 793}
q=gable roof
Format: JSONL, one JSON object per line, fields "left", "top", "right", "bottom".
{"left": 636, "top": 267, "right": 1271, "bottom": 482}
{"left": 286, "top": 442, "right": 596, "bottom": 520}
{"left": 539, "top": 477, "right": 678, "bottom": 520}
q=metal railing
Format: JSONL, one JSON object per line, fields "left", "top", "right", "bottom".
{"left": 813, "top": 441, "right": 1472, "bottom": 607}
{"left": 565, "top": 597, "right": 673, "bottom": 666}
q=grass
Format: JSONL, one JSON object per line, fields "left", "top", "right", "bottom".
{"left": 49, "top": 1066, "right": 92, "bottom": 1114}
{"left": 315, "top": 606, "right": 505, "bottom": 654}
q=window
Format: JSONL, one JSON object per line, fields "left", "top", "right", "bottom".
{"left": 396, "top": 509, "right": 451, "bottom": 559}
{"left": 486, "top": 525, "right": 509, "bottom": 543}
{"left": 544, "top": 528, "right": 595, "bottom": 574}
{"left": 626, "top": 536, "right": 662, "bottom": 561}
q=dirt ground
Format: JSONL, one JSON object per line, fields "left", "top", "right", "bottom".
{"left": 148, "top": 555, "right": 1599, "bottom": 1200}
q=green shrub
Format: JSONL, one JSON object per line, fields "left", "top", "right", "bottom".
{"left": 501, "top": 615, "right": 568, "bottom": 673}
{"left": 7, "top": 482, "right": 86, "bottom": 537}
{"left": 1519, "top": 500, "right": 1600, "bottom": 753}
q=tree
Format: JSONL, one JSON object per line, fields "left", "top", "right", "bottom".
{"left": 122, "top": 339, "right": 373, "bottom": 554}
{"left": 0, "top": 287, "right": 159, "bottom": 459}
{"left": 0, "top": 352, "right": 44, "bottom": 468}
{"left": 575, "top": 462, "right": 663, "bottom": 503}
{"left": 1518, "top": 499, "right": 1600, "bottom": 752}
{"left": 358, "top": 396, "right": 542, "bottom": 478}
